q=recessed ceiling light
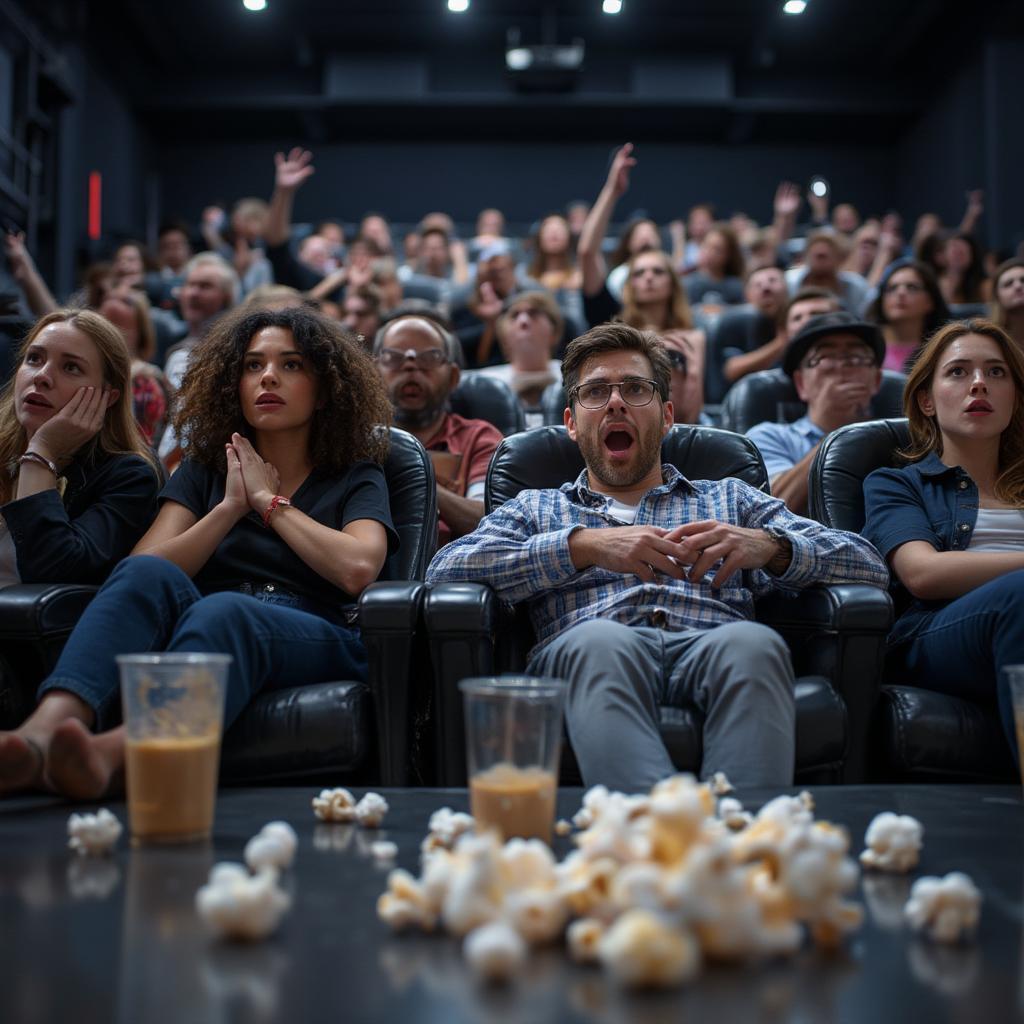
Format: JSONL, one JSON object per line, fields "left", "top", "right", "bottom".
{"left": 783, "top": 0, "right": 808, "bottom": 14}
{"left": 448, "top": 0, "right": 470, "bottom": 11}
{"left": 243, "top": 0, "right": 267, "bottom": 11}
{"left": 602, "top": 0, "right": 623, "bottom": 13}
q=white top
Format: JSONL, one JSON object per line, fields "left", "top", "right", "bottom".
{"left": 968, "top": 507, "right": 1024, "bottom": 551}
{"left": 604, "top": 498, "right": 638, "bottom": 525}
{"left": 0, "top": 515, "right": 20, "bottom": 588}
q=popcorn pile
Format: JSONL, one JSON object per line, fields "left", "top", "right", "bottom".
{"left": 67, "top": 808, "right": 123, "bottom": 856}
{"left": 377, "top": 776, "right": 866, "bottom": 988}
{"left": 312, "top": 787, "right": 390, "bottom": 828}
{"left": 196, "top": 820, "right": 298, "bottom": 941}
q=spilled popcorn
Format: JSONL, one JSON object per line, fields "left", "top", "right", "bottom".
{"left": 67, "top": 808, "right": 122, "bottom": 856}
{"left": 355, "top": 793, "right": 389, "bottom": 829}
{"left": 860, "top": 813, "right": 923, "bottom": 873}
{"left": 313, "top": 787, "right": 356, "bottom": 823}
{"left": 245, "top": 821, "right": 299, "bottom": 873}
{"left": 904, "top": 872, "right": 981, "bottom": 944}
{"left": 377, "top": 775, "right": 866, "bottom": 989}
{"left": 196, "top": 863, "right": 291, "bottom": 941}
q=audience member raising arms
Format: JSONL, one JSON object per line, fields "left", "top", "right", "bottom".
{"left": 863, "top": 319, "right": 1024, "bottom": 763}
{"left": 866, "top": 259, "right": 950, "bottom": 373}
{"left": 0, "top": 306, "right": 397, "bottom": 798}
{"left": 990, "top": 258, "right": 1024, "bottom": 351}
{"left": 0, "top": 310, "right": 160, "bottom": 588}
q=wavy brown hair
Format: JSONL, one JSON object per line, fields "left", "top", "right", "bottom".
{"left": 174, "top": 306, "right": 391, "bottom": 473}
{"left": 902, "top": 317, "right": 1024, "bottom": 505}
{"left": 0, "top": 309, "right": 158, "bottom": 502}
{"left": 620, "top": 250, "right": 693, "bottom": 331}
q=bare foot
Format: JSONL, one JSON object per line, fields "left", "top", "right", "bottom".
{"left": 45, "top": 720, "right": 120, "bottom": 801}
{"left": 0, "top": 733, "right": 45, "bottom": 794}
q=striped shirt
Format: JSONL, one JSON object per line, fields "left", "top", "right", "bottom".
{"left": 426, "top": 464, "right": 889, "bottom": 658}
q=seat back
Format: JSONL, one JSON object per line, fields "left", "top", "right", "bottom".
{"left": 720, "top": 368, "right": 907, "bottom": 434}
{"left": 540, "top": 381, "right": 567, "bottom": 426}
{"left": 704, "top": 307, "right": 774, "bottom": 404}
{"left": 486, "top": 424, "right": 768, "bottom": 512}
{"left": 808, "top": 418, "right": 911, "bottom": 532}
{"left": 449, "top": 375, "right": 526, "bottom": 436}
{"left": 381, "top": 427, "right": 438, "bottom": 581}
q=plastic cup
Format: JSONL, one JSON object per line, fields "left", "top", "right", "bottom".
{"left": 459, "top": 676, "right": 567, "bottom": 843}
{"left": 118, "top": 653, "right": 230, "bottom": 844}
{"left": 1005, "top": 665, "right": 1024, "bottom": 791}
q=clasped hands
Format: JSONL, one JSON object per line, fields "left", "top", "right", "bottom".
{"left": 222, "top": 433, "right": 281, "bottom": 519}
{"left": 570, "top": 521, "right": 784, "bottom": 589}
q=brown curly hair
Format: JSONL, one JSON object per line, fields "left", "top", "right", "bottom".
{"left": 174, "top": 306, "right": 391, "bottom": 473}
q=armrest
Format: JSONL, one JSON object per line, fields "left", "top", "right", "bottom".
{"left": 424, "top": 583, "right": 500, "bottom": 785}
{"left": 756, "top": 584, "right": 893, "bottom": 783}
{"left": 359, "top": 580, "right": 426, "bottom": 786}
{"left": 0, "top": 583, "right": 99, "bottom": 638}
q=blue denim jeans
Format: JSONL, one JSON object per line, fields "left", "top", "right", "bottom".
{"left": 38, "top": 555, "right": 367, "bottom": 731}
{"left": 894, "top": 568, "right": 1024, "bottom": 759}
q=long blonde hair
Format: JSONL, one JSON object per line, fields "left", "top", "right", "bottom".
{"left": 619, "top": 250, "right": 693, "bottom": 331}
{"left": 0, "top": 309, "right": 159, "bottom": 502}
{"left": 902, "top": 317, "right": 1024, "bottom": 505}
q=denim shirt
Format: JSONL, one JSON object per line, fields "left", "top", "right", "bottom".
{"left": 863, "top": 452, "right": 979, "bottom": 644}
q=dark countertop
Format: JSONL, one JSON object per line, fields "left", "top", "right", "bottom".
{"left": 0, "top": 785, "right": 1021, "bottom": 1024}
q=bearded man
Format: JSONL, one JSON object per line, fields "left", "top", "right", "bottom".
{"left": 427, "top": 323, "right": 888, "bottom": 791}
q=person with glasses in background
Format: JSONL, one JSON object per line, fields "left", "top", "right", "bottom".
{"left": 747, "top": 312, "right": 885, "bottom": 515}
{"left": 428, "top": 322, "right": 887, "bottom": 792}
{"left": 373, "top": 313, "right": 502, "bottom": 548}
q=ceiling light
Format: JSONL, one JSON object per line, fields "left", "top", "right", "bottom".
{"left": 783, "top": 0, "right": 807, "bottom": 13}
{"left": 242, "top": 0, "right": 267, "bottom": 10}
{"left": 602, "top": 0, "right": 623, "bottom": 13}
{"left": 448, "top": 0, "right": 469, "bottom": 11}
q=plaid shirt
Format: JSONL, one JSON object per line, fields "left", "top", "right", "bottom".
{"left": 427, "top": 464, "right": 889, "bottom": 658}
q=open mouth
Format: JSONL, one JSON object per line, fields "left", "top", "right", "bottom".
{"left": 966, "top": 400, "right": 993, "bottom": 414}
{"left": 603, "top": 428, "right": 636, "bottom": 457}
{"left": 23, "top": 394, "right": 52, "bottom": 409}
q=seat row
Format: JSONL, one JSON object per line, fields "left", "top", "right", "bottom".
{"left": 0, "top": 423, "right": 1012, "bottom": 790}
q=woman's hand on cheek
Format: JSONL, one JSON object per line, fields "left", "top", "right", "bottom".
{"left": 231, "top": 433, "right": 281, "bottom": 513}
{"left": 28, "top": 385, "right": 111, "bottom": 466}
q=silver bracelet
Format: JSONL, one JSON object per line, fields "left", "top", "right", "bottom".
{"left": 19, "top": 450, "right": 59, "bottom": 476}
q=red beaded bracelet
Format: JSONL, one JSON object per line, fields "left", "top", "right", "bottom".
{"left": 262, "top": 494, "right": 292, "bottom": 528}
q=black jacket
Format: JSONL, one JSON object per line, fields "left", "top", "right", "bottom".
{"left": 2, "top": 447, "right": 161, "bottom": 584}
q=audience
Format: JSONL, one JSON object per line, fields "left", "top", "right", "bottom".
{"left": 990, "top": 258, "right": 1024, "bottom": 350}
{"left": 719, "top": 264, "right": 790, "bottom": 386}
{"left": 0, "top": 305, "right": 395, "bottom": 798}
{"left": 374, "top": 314, "right": 501, "bottom": 547}
{"left": 863, "top": 319, "right": 1024, "bottom": 765}
{"left": 938, "top": 231, "right": 989, "bottom": 307}
{"left": 685, "top": 223, "right": 746, "bottom": 307}
{"left": 427, "top": 323, "right": 888, "bottom": 791}
{"left": 0, "top": 309, "right": 160, "bottom": 590}
{"left": 785, "top": 232, "right": 871, "bottom": 314}
{"left": 747, "top": 312, "right": 884, "bottom": 514}
{"left": 866, "top": 259, "right": 950, "bottom": 372}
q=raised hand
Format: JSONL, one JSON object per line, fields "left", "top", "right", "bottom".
{"left": 773, "top": 182, "right": 801, "bottom": 219}
{"left": 28, "top": 385, "right": 114, "bottom": 465}
{"left": 605, "top": 143, "right": 637, "bottom": 199}
{"left": 3, "top": 231, "right": 33, "bottom": 281}
{"left": 965, "top": 189, "right": 984, "bottom": 217}
{"left": 274, "top": 148, "right": 316, "bottom": 192}
{"left": 476, "top": 281, "right": 504, "bottom": 322}
{"left": 230, "top": 433, "right": 282, "bottom": 512}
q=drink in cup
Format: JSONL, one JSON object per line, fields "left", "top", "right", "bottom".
{"left": 459, "top": 677, "right": 567, "bottom": 843}
{"left": 118, "top": 653, "right": 230, "bottom": 843}
{"left": 1005, "top": 665, "right": 1024, "bottom": 792}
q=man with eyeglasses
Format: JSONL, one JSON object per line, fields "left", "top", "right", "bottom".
{"left": 428, "top": 322, "right": 887, "bottom": 792}
{"left": 747, "top": 311, "right": 885, "bottom": 514}
{"left": 374, "top": 314, "right": 502, "bottom": 547}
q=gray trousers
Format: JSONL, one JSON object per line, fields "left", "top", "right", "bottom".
{"left": 527, "top": 618, "right": 795, "bottom": 793}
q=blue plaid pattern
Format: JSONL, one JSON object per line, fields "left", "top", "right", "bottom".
{"left": 427, "top": 464, "right": 889, "bottom": 657}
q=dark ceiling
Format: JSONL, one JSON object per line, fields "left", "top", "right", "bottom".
{"left": 24, "top": 0, "right": 1024, "bottom": 143}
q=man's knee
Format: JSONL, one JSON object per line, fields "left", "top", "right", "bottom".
{"left": 701, "top": 622, "right": 793, "bottom": 696}
{"left": 539, "top": 619, "right": 640, "bottom": 673}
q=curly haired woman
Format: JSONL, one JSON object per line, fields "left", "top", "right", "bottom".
{"left": 0, "top": 305, "right": 396, "bottom": 797}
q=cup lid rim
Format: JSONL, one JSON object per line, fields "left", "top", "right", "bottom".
{"left": 458, "top": 675, "right": 566, "bottom": 697}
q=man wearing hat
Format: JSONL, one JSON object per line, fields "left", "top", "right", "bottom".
{"left": 747, "top": 311, "right": 884, "bottom": 514}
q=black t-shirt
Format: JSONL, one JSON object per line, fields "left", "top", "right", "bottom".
{"left": 582, "top": 283, "right": 621, "bottom": 329}
{"left": 160, "top": 458, "right": 398, "bottom": 619}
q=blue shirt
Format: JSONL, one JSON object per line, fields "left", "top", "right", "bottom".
{"left": 746, "top": 415, "right": 825, "bottom": 480}
{"left": 427, "top": 463, "right": 889, "bottom": 659}
{"left": 863, "top": 452, "right": 981, "bottom": 643}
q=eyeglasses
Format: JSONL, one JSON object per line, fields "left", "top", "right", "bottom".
{"left": 883, "top": 281, "right": 924, "bottom": 294}
{"left": 803, "top": 353, "right": 878, "bottom": 370}
{"left": 571, "top": 378, "right": 660, "bottom": 409}
{"left": 376, "top": 348, "right": 448, "bottom": 370}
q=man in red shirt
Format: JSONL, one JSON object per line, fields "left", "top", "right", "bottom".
{"left": 374, "top": 314, "right": 503, "bottom": 547}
